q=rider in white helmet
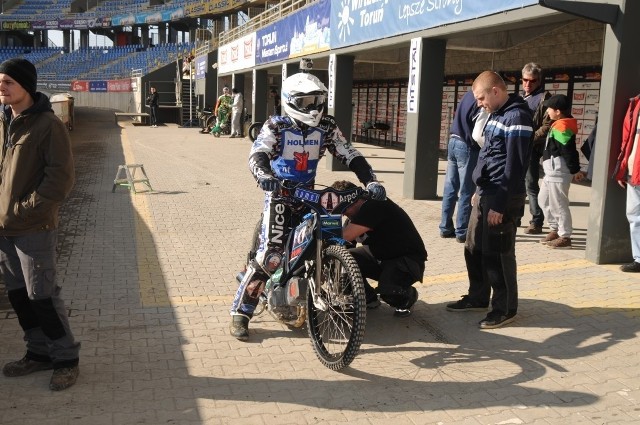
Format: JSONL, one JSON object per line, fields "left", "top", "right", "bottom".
{"left": 229, "top": 65, "right": 386, "bottom": 340}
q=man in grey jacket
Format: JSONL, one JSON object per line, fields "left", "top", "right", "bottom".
{"left": 0, "top": 58, "right": 80, "bottom": 391}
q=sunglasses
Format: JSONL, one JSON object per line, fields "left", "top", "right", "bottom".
{"left": 521, "top": 78, "right": 538, "bottom": 83}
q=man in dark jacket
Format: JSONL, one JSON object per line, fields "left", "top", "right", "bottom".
{"left": 147, "top": 86, "right": 159, "bottom": 127}
{"left": 446, "top": 71, "right": 533, "bottom": 329}
{"left": 0, "top": 58, "right": 80, "bottom": 390}
{"left": 521, "top": 63, "right": 552, "bottom": 234}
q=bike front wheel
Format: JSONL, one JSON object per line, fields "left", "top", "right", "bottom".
{"left": 307, "top": 245, "right": 366, "bottom": 370}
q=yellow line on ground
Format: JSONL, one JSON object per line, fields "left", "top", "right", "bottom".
{"left": 423, "top": 258, "right": 600, "bottom": 285}
{"left": 121, "top": 130, "right": 171, "bottom": 308}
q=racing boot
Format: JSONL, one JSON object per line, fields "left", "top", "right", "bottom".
{"left": 229, "top": 315, "right": 250, "bottom": 341}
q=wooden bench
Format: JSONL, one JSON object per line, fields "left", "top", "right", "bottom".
{"left": 114, "top": 112, "right": 150, "bottom": 125}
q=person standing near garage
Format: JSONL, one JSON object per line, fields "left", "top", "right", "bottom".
{"left": 521, "top": 63, "right": 552, "bottom": 234}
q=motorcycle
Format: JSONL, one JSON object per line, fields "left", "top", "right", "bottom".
{"left": 197, "top": 106, "right": 215, "bottom": 134}
{"left": 239, "top": 181, "right": 368, "bottom": 370}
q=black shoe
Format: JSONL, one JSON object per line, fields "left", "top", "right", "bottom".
{"left": 394, "top": 287, "right": 418, "bottom": 317}
{"left": 366, "top": 295, "right": 381, "bottom": 309}
{"left": 440, "top": 232, "right": 455, "bottom": 239}
{"left": 49, "top": 365, "right": 79, "bottom": 391}
{"left": 2, "top": 355, "right": 53, "bottom": 377}
{"left": 479, "top": 310, "right": 517, "bottom": 329}
{"left": 456, "top": 236, "right": 466, "bottom": 243}
{"left": 446, "top": 295, "right": 488, "bottom": 312}
{"left": 230, "top": 315, "right": 250, "bottom": 341}
{"left": 620, "top": 262, "right": 640, "bottom": 273}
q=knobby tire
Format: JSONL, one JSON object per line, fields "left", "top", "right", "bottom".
{"left": 307, "top": 245, "right": 366, "bottom": 370}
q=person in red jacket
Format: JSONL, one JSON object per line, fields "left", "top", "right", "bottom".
{"left": 614, "top": 94, "right": 640, "bottom": 272}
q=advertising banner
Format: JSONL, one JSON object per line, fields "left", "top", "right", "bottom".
{"left": 218, "top": 32, "right": 256, "bottom": 74}
{"left": 330, "top": 0, "right": 538, "bottom": 49}
{"left": 40, "top": 81, "right": 72, "bottom": 91}
{"left": 71, "top": 81, "right": 89, "bottom": 92}
{"left": 89, "top": 81, "right": 108, "bottom": 92}
{"left": 1, "top": 21, "right": 31, "bottom": 31}
{"left": 107, "top": 79, "right": 133, "bottom": 92}
{"left": 186, "top": 0, "right": 250, "bottom": 17}
{"left": 31, "top": 20, "right": 58, "bottom": 30}
{"left": 256, "top": 0, "right": 330, "bottom": 65}
{"left": 111, "top": 7, "right": 183, "bottom": 27}
{"left": 407, "top": 38, "right": 421, "bottom": 114}
{"left": 195, "top": 56, "right": 208, "bottom": 80}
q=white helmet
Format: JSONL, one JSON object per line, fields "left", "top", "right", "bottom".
{"left": 281, "top": 72, "right": 328, "bottom": 126}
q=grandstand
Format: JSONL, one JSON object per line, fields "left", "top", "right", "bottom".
{"left": 0, "top": 0, "right": 275, "bottom": 121}
{"left": 0, "top": 0, "right": 270, "bottom": 80}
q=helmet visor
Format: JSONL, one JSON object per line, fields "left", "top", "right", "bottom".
{"left": 291, "top": 94, "right": 326, "bottom": 112}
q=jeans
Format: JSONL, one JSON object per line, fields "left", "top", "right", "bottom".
{"left": 626, "top": 183, "right": 640, "bottom": 262}
{"left": 464, "top": 193, "right": 525, "bottom": 314}
{"left": 526, "top": 149, "right": 544, "bottom": 226}
{"left": 439, "top": 136, "right": 479, "bottom": 238}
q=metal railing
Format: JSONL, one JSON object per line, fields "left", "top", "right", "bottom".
{"left": 219, "top": 0, "right": 317, "bottom": 46}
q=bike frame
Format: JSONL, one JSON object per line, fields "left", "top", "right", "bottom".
{"left": 275, "top": 184, "right": 364, "bottom": 308}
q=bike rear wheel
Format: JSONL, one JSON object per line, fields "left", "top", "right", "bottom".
{"left": 307, "top": 245, "right": 366, "bottom": 370}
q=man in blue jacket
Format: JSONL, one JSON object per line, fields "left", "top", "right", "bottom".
{"left": 446, "top": 71, "right": 533, "bottom": 329}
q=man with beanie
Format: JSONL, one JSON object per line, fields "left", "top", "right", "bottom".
{"left": 0, "top": 58, "right": 80, "bottom": 390}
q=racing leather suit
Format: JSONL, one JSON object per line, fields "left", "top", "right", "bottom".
{"left": 230, "top": 115, "right": 379, "bottom": 319}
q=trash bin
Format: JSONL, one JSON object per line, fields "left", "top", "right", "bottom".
{"left": 50, "top": 93, "right": 75, "bottom": 131}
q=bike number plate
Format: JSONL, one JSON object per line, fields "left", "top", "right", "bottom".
{"left": 320, "top": 215, "right": 343, "bottom": 240}
{"left": 290, "top": 218, "right": 313, "bottom": 263}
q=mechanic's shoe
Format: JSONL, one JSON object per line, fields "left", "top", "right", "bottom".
{"left": 446, "top": 295, "right": 489, "bottom": 312}
{"left": 2, "top": 355, "right": 53, "bottom": 377}
{"left": 523, "top": 223, "right": 543, "bottom": 234}
{"left": 49, "top": 365, "right": 79, "bottom": 391}
{"left": 394, "top": 287, "right": 418, "bottom": 317}
{"left": 366, "top": 294, "right": 381, "bottom": 309}
{"left": 230, "top": 315, "right": 250, "bottom": 341}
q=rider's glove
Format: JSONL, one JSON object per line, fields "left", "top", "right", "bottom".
{"left": 258, "top": 176, "right": 280, "bottom": 192}
{"left": 366, "top": 181, "right": 387, "bottom": 201}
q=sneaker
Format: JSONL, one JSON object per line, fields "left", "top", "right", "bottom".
{"left": 456, "top": 235, "right": 466, "bottom": 243}
{"left": 2, "top": 355, "right": 53, "bottom": 377}
{"left": 446, "top": 295, "right": 488, "bottom": 312}
{"left": 546, "top": 236, "right": 571, "bottom": 249}
{"left": 394, "top": 287, "right": 418, "bottom": 317}
{"left": 366, "top": 295, "right": 381, "bottom": 309}
{"left": 49, "top": 365, "right": 79, "bottom": 391}
{"left": 523, "top": 223, "right": 543, "bottom": 234}
{"left": 540, "top": 230, "right": 559, "bottom": 245}
{"left": 440, "top": 232, "right": 455, "bottom": 239}
{"left": 230, "top": 315, "right": 250, "bottom": 341}
{"left": 479, "top": 310, "right": 517, "bottom": 329}
{"left": 620, "top": 261, "right": 640, "bottom": 272}
{"left": 230, "top": 134, "right": 237, "bottom": 138}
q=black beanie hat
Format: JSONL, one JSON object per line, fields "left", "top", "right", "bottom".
{"left": 0, "top": 58, "right": 37, "bottom": 98}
